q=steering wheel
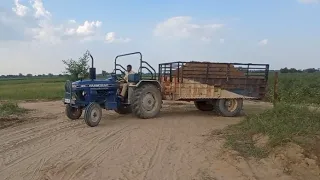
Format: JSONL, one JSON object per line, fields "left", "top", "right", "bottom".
{"left": 112, "top": 69, "right": 127, "bottom": 82}
{"left": 116, "top": 74, "right": 126, "bottom": 82}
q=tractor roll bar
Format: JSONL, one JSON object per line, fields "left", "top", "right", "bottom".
{"left": 114, "top": 52, "right": 156, "bottom": 80}
{"left": 114, "top": 52, "right": 142, "bottom": 72}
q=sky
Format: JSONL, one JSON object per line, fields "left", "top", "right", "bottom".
{"left": 0, "top": 0, "right": 319, "bottom": 75}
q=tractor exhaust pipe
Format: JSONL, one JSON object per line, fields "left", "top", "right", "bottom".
{"left": 88, "top": 53, "right": 96, "bottom": 80}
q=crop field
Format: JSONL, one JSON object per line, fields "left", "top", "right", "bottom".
{"left": 0, "top": 77, "right": 66, "bottom": 101}
{"left": 266, "top": 72, "right": 320, "bottom": 105}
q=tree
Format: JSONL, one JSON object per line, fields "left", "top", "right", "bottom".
{"left": 280, "top": 67, "right": 302, "bottom": 73}
{"left": 62, "top": 50, "right": 91, "bottom": 81}
{"left": 280, "top": 67, "right": 289, "bottom": 73}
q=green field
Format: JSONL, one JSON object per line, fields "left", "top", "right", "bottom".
{"left": 0, "top": 77, "right": 67, "bottom": 101}
{"left": 265, "top": 72, "right": 320, "bottom": 105}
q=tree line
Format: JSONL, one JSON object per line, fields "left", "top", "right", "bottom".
{"left": 279, "top": 67, "right": 320, "bottom": 73}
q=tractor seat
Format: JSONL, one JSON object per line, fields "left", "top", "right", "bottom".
{"left": 128, "top": 73, "right": 140, "bottom": 83}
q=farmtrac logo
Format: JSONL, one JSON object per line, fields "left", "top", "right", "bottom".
{"left": 79, "top": 84, "right": 114, "bottom": 88}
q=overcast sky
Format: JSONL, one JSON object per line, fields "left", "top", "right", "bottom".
{"left": 0, "top": 0, "right": 319, "bottom": 75}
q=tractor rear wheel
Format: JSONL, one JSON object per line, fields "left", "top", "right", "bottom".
{"left": 65, "top": 104, "right": 82, "bottom": 120}
{"left": 114, "top": 104, "right": 132, "bottom": 114}
{"left": 215, "top": 99, "right": 243, "bottom": 117}
{"left": 84, "top": 102, "right": 102, "bottom": 127}
{"left": 132, "top": 84, "right": 162, "bottom": 119}
{"left": 194, "top": 101, "right": 215, "bottom": 111}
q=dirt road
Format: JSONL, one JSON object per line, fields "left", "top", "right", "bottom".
{"left": 0, "top": 100, "right": 302, "bottom": 180}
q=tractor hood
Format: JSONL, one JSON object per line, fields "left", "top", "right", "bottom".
{"left": 71, "top": 76, "right": 117, "bottom": 89}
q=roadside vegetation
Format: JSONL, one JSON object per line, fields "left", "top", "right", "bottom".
{"left": 0, "top": 101, "right": 29, "bottom": 129}
{"left": 0, "top": 101, "right": 28, "bottom": 117}
{"left": 216, "top": 72, "right": 320, "bottom": 164}
{"left": 216, "top": 103, "right": 320, "bottom": 159}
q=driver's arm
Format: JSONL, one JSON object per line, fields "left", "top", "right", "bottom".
{"left": 124, "top": 72, "right": 128, "bottom": 82}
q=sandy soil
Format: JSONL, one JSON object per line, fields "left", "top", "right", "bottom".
{"left": 0, "top": 100, "right": 318, "bottom": 180}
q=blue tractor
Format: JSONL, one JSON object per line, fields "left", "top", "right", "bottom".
{"left": 63, "top": 52, "right": 162, "bottom": 127}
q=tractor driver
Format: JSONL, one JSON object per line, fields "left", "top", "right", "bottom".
{"left": 119, "top": 64, "right": 135, "bottom": 100}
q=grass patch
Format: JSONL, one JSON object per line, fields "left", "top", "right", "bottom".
{"left": 219, "top": 103, "right": 320, "bottom": 158}
{"left": 0, "top": 101, "right": 29, "bottom": 129}
{"left": 0, "top": 101, "right": 28, "bottom": 117}
{"left": 0, "top": 77, "right": 65, "bottom": 101}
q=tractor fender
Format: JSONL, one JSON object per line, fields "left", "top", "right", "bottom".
{"left": 127, "top": 80, "right": 162, "bottom": 104}
{"left": 135, "top": 80, "right": 162, "bottom": 91}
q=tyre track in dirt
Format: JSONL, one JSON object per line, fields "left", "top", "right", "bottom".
{"left": 0, "top": 122, "right": 83, "bottom": 173}
{"left": 63, "top": 125, "right": 137, "bottom": 180}
{"left": 141, "top": 120, "right": 164, "bottom": 180}
{"left": 0, "top": 118, "right": 134, "bottom": 180}
{"left": 139, "top": 110, "right": 213, "bottom": 180}
{"left": 0, "top": 119, "right": 83, "bottom": 154}
{"left": 0, "top": 114, "right": 59, "bottom": 139}
{"left": 0, "top": 117, "right": 86, "bottom": 156}
{"left": 40, "top": 123, "right": 135, "bottom": 180}
{"left": 142, "top": 114, "right": 187, "bottom": 180}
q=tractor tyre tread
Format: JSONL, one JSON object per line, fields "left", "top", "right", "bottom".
{"left": 65, "top": 104, "right": 82, "bottom": 120}
{"left": 216, "top": 98, "right": 243, "bottom": 117}
{"left": 84, "top": 102, "right": 102, "bottom": 127}
{"left": 214, "top": 100, "right": 223, "bottom": 115}
{"left": 131, "top": 84, "right": 162, "bottom": 119}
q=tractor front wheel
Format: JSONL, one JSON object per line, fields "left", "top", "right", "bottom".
{"left": 215, "top": 99, "right": 243, "bottom": 117}
{"left": 65, "top": 104, "right": 82, "bottom": 120}
{"left": 84, "top": 102, "right": 102, "bottom": 127}
{"left": 132, "top": 84, "right": 162, "bottom": 119}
